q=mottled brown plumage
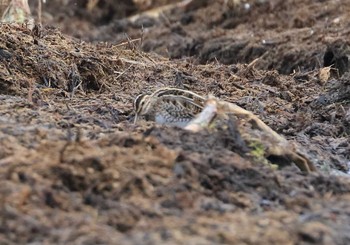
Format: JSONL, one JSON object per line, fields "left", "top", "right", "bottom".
{"left": 134, "top": 88, "right": 205, "bottom": 127}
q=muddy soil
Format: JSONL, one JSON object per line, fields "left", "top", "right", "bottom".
{"left": 0, "top": 0, "right": 350, "bottom": 244}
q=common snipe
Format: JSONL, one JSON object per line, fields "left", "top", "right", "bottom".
{"left": 133, "top": 87, "right": 205, "bottom": 127}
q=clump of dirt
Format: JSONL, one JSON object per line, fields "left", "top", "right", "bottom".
{"left": 0, "top": 0, "right": 350, "bottom": 243}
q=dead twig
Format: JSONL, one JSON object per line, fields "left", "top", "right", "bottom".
{"left": 37, "top": 0, "right": 41, "bottom": 25}
{"left": 114, "top": 38, "right": 142, "bottom": 48}
{"left": 185, "top": 96, "right": 317, "bottom": 172}
{"left": 185, "top": 96, "right": 217, "bottom": 132}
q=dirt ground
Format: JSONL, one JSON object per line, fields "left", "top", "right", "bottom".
{"left": 0, "top": 0, "right": 350, "bottom": 244}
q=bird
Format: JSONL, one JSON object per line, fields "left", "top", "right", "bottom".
{"left": 133, "top": 87, "right": 206, "bottom": 127}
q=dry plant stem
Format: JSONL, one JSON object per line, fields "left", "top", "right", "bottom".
{"left": 216, "top": 99, "right": 316, "bottom": 172}
{"left": 1, "top": 0, "right": 31, "bottom": 23}
{"left": 0, "top": 0, "right": 11, "bottom": 17}
{"left": 246, "top": 57, "right": 260, "bottom": 69}
{"left": 128, "top": 0, "right": 193, "bottom": 22}
{"left": 186, "top": 97, "right": 316, "bottom": 173}
{"left": 185, "top": 98, "right": 218, "bottom": 133}
{"left": 217, "top": 100, "right": 287, "bottom": 144}
{"left": 37, "top": 0, "right": 41, "bottom": 24}
{"left": 115, "top": 38, "right": 141, "bottom": 48}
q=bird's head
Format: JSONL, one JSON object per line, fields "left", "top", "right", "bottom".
{"left": 133, "top": 93, "right": 151, "bottom": 123}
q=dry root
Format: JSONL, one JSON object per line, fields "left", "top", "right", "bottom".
{"left": 184, "top": 97, "right": 217, "bottom": 132}
{"left": 185, "top": 96, "right": 317, "bottom": 173}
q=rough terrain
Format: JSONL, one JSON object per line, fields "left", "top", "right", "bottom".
{"left": 0, "top": 0, "right": 349, "bottom": 244}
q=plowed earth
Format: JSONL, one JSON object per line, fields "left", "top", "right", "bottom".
{"left": 0, "top": 0, "right": 350, "bottom": 244}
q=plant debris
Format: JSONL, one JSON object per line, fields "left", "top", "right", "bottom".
{"left": 0, "top": 0, "right": 350, "bottom": 244}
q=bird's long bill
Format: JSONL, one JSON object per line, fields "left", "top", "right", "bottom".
{"left": 134, "top": 114, "right": 138, "bottom": 124}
